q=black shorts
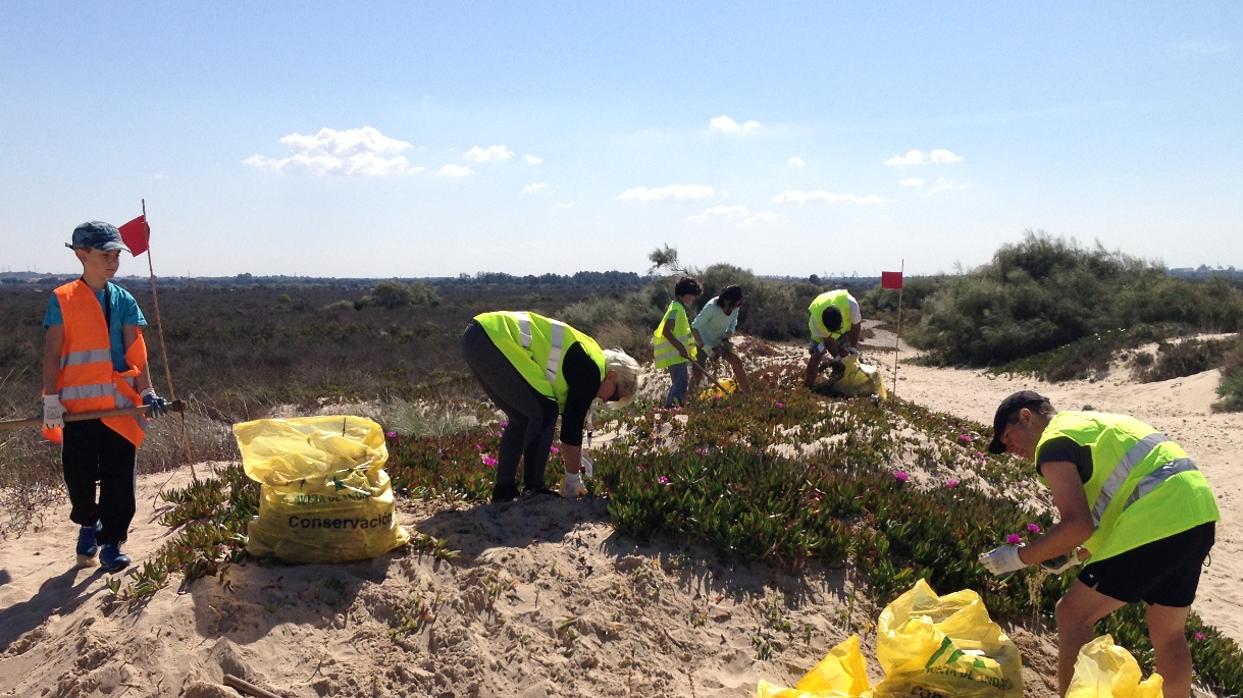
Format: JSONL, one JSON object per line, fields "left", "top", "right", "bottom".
{"left": 1078, "top": 522, "right": 1215, "bottom": 607}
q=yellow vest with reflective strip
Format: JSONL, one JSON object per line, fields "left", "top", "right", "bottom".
{"left": 474, "top": 311, "right": 606, "bottom": 412}
{"left": 1036, "top": 412, "right": 1219, "bottom": 564}
{"left": 652, "top": 300, "right": 696, "bottom": 369}
{"left": 808, "top": 290, "right": 854, "bottom": 341}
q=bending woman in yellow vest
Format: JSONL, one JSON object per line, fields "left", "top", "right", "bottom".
{"left": 804, "top": 289, "right": 861, "bottom": 388}
{"left": 979, "top": 391, "right": 1218, "bottom": 698}
{"left": 652, "top": 276, "right": 702, "bottom": 408}
{"left": 462, "top": 311, "right": 640, "bottom": 503}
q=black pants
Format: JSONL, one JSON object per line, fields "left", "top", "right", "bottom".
{"left": 461, "top": 321, "right": 558, "bottom": 492}
{"left": 61, "top": 419, "right": 137, "bottom": 545}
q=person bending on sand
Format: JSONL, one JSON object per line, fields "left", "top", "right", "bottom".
{"left": 804, "top": 289, "right": 861, "bottom": 388}
{"left": 689, "top": 284, "right": 751, "bottom": 395}
{"left": 979, "top": 390, "right": 1218, "bottom": 698}
{"left": 461, "top": 311, "right": 640, "bottom": 503}
{"left": 41, "top": 222, "right": 169, "bottom": 574}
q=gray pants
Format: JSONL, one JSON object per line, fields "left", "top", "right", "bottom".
{"left": 461, "top": 321, "right": 557, "bottom": 496}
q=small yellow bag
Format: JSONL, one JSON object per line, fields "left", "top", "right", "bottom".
{"left": 756, "top": 635, "right": 873, "bottom": 698}
{"left": 233, "top": 415, "right": 410, "bottom": 563}
{"left": 1066, "top": 635, "right": 1163, "bottom": 698}
{"left": 873, "top": 579, "right": 1023, "bottom": 697}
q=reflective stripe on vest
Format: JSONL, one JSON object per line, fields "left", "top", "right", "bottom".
{"left": 1091, "top": 432, "right": 1169, "bottom": 524}
{"left": 514, "top": 312, "right": 568, "bottom": 383}
{"left": 61, "top": 348, "right": 113, "bottom": 370}
{"left": 473, "top": 311, "right": 607, "bottom": 411}
{"left": 1125, "top": 458, "right": 1198, "bottom": 509}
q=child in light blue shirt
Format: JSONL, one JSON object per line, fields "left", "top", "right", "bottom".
{"left": 690, "top": 285, "right": 751, "bottom": 394}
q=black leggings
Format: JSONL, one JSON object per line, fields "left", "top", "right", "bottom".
{"left": 61, "top": 419, "right": 137, "bottom": 545}
{"left": 461, "top": 321, "right": 558, "bottom": 491}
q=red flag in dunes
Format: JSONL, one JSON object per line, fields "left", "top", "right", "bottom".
{"left": 881, "top": 271, "right": 903, "bottom": 289}
{"left": 118, "top": 215, "right": 150, "bottom": 256}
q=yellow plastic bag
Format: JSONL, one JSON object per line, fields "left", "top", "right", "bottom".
{"left": 827, "top": 354, "right": 888, "bottom": 400}
{"left": 233, "top": 415, "right": 410, "bottom": 563}
{"left": 873, "top": 579, "right": 1022, "bottom": 698}
{"left": 756, "top": 635, "right": 873, "bottom": 698}
{"left": 698, "top": 377, "right": 737, "bottom": 401}
{"left": 1066, "top": 635, "right": 1163, "bottom": 698}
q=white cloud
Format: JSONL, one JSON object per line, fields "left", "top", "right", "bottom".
{"left": 617, "top": 184, "right": 717, "bottom": 202}
{"left": 522, "top": 181, "right": 548, "bottom": 194}
{"left": 463, "top": 145, "right": 514, "bottom": 162}
{"left": 709, "top": 115, "right": 761, "bottom": 134}
{"left": 885, "top": 148, "right": 964, "bottom": 166}
{"left": 899, "top": 178, "right": 926, "bottom": 190}
{"left": 244, "top": 126, "right": 420, "bottom": 176}
{"left": 683, "top": 205, "right": 751, "bottom": 223}
{"left": 770, "top": 190, "right": 892, "bottom": 205}
{"left": 525, "top": 154, "right": 544, "bottom": 165}
{"left": 739, "top": 212, "right": 783, "bottom": 226}
{"left": 552, "top": 202, "right": 575, "bottom": 210}
{"left": 436, "top": 164, "right": 474, "bottom": 178}
{"left": 787, "top": 156, "right": 807, "bottom": 168}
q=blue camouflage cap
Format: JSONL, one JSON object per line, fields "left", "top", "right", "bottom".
{"left": 66, "top": 221, "right": 130, "bottom": 252}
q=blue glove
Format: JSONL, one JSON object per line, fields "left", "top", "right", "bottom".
{"left": 141, "top": 389, "right": 168, "bottom": 417}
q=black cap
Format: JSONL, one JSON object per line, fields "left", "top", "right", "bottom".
{"left": 987, "top": 390, "right": 1050, "bottom": 454}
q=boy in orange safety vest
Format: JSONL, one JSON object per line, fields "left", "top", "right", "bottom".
{"left": 41, "top": 222, "right": 168, "bottom": 573}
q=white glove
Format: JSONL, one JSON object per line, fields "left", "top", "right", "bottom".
{"left": 815, "top": 342, "right": 827, "bottom": 354}
{"left": 979, "top": 544, "right": 1028, "bottom": 576}
{"left": 42, "top": 395, "right": 66, "bottom": 429}
{"left": 581, "top": 454, "right": 595, "bottom": 478}
{"left": 561, "top": 472, "right": 586, "bottom": 498}
{"left": 845, "top": 346, "right": 861, "bottom": 356}
{"left": 1041, "top": 553, "right": 1081, "bottom": 574}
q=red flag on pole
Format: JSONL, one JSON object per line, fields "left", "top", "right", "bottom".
{"left": 118, "top": 215, "right": 150, "bottom": 256}
{"left": 881, "top": 271, "right": 904, "bottom": 289}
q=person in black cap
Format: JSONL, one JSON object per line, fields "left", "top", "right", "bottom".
{"left": 42, "top": 221, "right": 168, "bottom": 574}
{"left": 978, "top": 390, "right": 1219, "bottom": 698}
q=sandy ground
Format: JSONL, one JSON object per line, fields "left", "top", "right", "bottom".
{"left": 2, "top": 327, "right": 1237, "bottom": 696}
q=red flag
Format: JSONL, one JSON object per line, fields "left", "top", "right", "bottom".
{"left": 881, "top": 271, "right": 904, "bottom": 289}
{"left": 118, "top": 215, "right": 150, "bottom": 256}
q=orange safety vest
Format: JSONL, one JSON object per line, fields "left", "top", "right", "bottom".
{"left": 43, "top": 280, "right": 147, "bottom": 448}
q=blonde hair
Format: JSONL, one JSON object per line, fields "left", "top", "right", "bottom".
{"left": 602, "top": 348, "right": 641, "bottom": 407}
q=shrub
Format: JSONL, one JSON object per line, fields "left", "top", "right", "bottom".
{"left": 1214, "top": 336, "right": 1243, "bottom": 412}
{"left": 1135, "top": 338, "right": 1231, "bottom": 383}
{"left": 322, "top": 299, "right": 355, "bottom": 312}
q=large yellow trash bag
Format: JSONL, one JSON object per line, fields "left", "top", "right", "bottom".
{"left": 1066, "top": 635, "right": 1163, "bottom": 698}
{"left": 756, "top": 635, "right": 874, "bottom": 698}
{"left": 233, "top": 415, "right": 410, "bottom": 563}
{"left": 873, "top": 579, "right": 1023, "bottom": 697}
{"left": 827, "top": 354, "right": 888, "bottom": 399}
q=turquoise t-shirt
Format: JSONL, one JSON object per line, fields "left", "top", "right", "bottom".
{"left": 44, "top": 281, "right": 147, "bottom": 371}
{"left": 691, "top": 296, "right": 739, "bottom": 348}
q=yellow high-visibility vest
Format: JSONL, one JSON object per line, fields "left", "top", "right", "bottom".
{"left": 474, "top": 311, "right": 606, "bottom": 411}
{"left": 808, "top": 290, "right": 854, "bottom": 341}
{"left": 652, "top": 300, "right": 696, "bottom": 369}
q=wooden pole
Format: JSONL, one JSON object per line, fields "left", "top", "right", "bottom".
{"left": 141, "top": 200, "right": 196, "bottom": 478}
{"left": 1, "top": 401, "right": 186, "bottom": 432}
{"left": 892, "top": 259, "right": 904, "bottom": 398}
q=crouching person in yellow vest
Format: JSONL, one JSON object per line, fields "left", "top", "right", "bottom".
{"left": 41, "top": 222, "right": 170, "bottom": 574}
{"left": 804, "top": 289, "right": 861, "bottom": 388}
{"left": 653, "top": 276, "right": 702, "bottom": 408}
{"left": 462, "top": 311, "right": 640, "bottom": 503}
{"left": 979, "top": 391, "right": 1219, "bottom": 698}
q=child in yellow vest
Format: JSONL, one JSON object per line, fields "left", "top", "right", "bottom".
{"left": 652, "top": 276, "right": 701, "bottom": 407}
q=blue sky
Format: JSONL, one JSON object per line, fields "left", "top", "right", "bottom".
{"left": 1, "top": 2, "right": 1239, "bottom": 278}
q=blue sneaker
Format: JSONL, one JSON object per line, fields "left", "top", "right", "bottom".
{"left": 75, "top": 522, "right": 100, "bottom": 566}
{"left": 100, "top": 544, "right": 131, "bottom": 573}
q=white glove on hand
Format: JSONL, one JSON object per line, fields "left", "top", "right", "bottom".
{"left": 979, "top": 544, "right": 1028, "bottom": 576}
{"left": 1041, "top": 553, "right": 1081, "bottom": 574}
{"left": 561, "top": 472, "right": 586, "bottom": 498}
{"left": 42, "top": 395, "right": 66, "bottom": 429}
{"left": 580, "top": 454, "right": 595, "bottom": 479}
{"left": 845, "top": 346, "right": 861, "bottom": 356}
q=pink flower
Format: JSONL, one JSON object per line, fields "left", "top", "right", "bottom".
{"left": 385, "top": 431, "right": 397, "bottom": 438}
{"left": 893, "top": 471, "right": 910, "bottom": 483}
{"left": 1006, "top": 533, "right": 1023, "bottom": 546}
{"left": 550, "top": 446, "right": 560, "bottom": 455}
{"left": 1026, "top": 523, "right": 1042, "bottom": 534}
{"left": 958, "top": 433, "right": 972, "bottom": 445}
{"left": 945, "top": 478, "right": 960, "bottom": 489}
{"left": 474, "top": 443, "right": 483, "bottom": 451}
{"left": 482, "top": 455, "right": 498, "bottom": 468}
{"left": 499, "top": 420, "right": 509, "bottom": 429}
{"left": 1194, "top": 631, "right": 1206, "bottom": 642}
{"left": 696, "top": 447, "right": 709, "bottom": 456}
{"left": 775, "top": 401, "right": 785, "bottom": 408}
{"left": 658, "top": 475, "right": 671, "bottom": 485}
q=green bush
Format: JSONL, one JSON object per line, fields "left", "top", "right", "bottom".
{"left": 1214, "top": 336, "right": 1243, "bottom": 412}
{"left": 1136, "top": 338, "right": 1231, "bottom": 383}
{"left": 911, "top": 232, "right": 1243, "bottom": 371}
